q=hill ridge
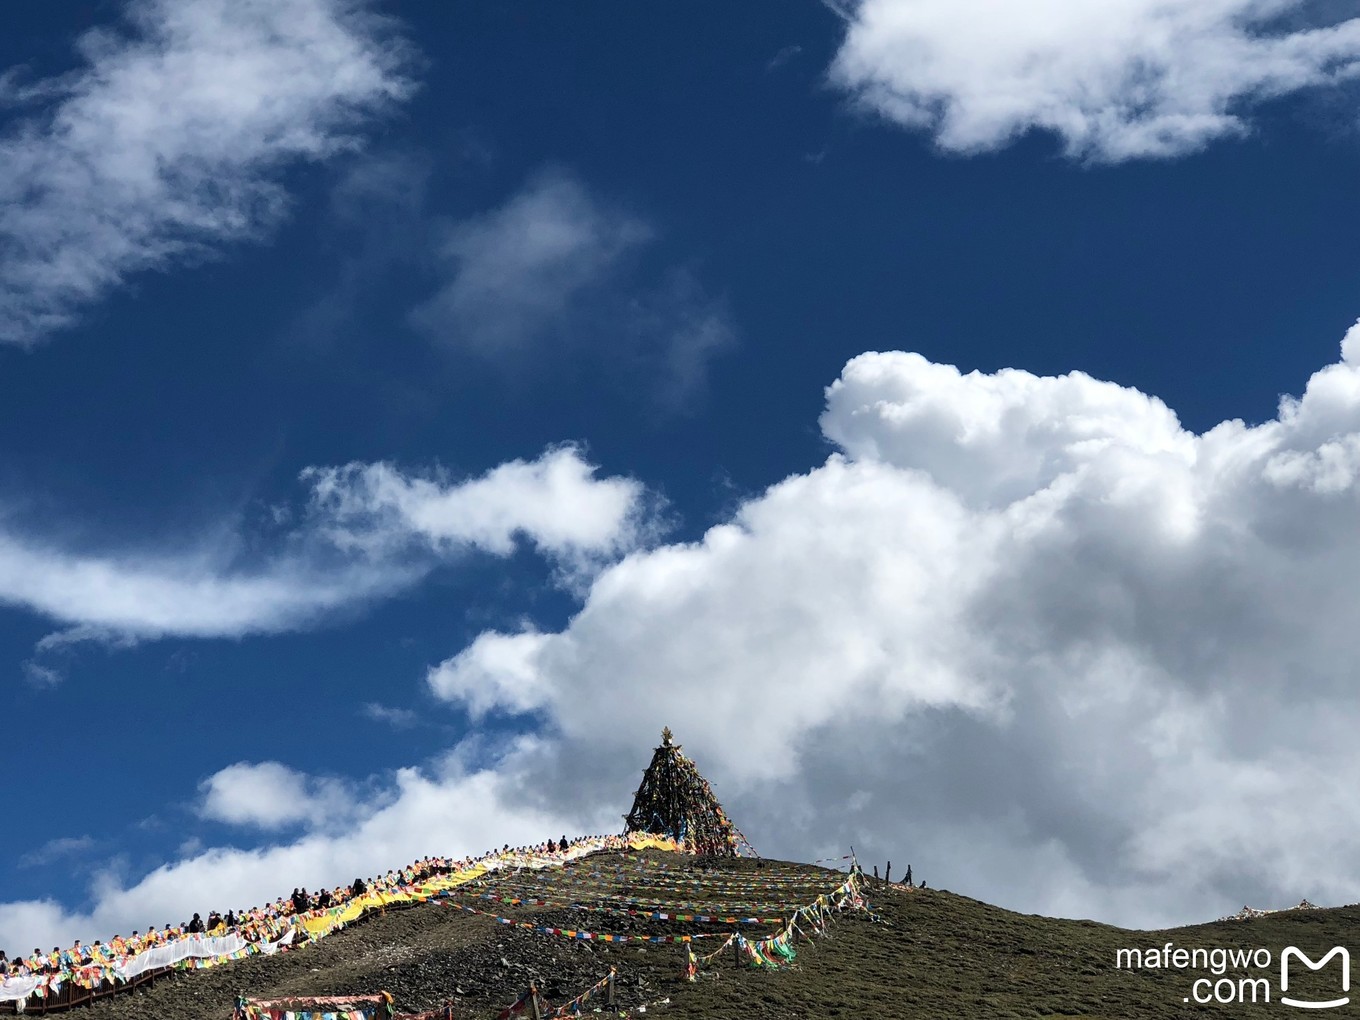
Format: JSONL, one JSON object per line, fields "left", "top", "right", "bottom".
{"left": 10, "top": 845, "right": 1360, "bottom": 1019}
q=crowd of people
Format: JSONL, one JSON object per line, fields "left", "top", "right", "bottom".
{"left": 1, "top": 835, "right": 606, "bottom": 987}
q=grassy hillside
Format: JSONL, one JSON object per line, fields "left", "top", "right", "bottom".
{"left": 65, "top": 850, "right": 1360, "bottom": 1020}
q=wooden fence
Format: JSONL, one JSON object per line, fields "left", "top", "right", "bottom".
{"left": 0, "top": 964, "right": 172, "bottom": 1015}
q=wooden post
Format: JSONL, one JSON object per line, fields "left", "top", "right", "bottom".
{"left": 732, "top": 935, "right": 741, "bottom": 969}
{"left": 873, "top": 865, "right": 879, "bottom": 882}
{"left": 885, "top": 861, "right": 892, "bottom": 886}
{"left": 528, "top": 982, "right": 543, "bottom": 1020}
{"left": 607, "top": 967, "right": 616, "bottom": 1005}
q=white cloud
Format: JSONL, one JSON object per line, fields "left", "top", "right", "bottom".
{"left": 198, "top": 762, "right": 359, "bottom": 830}
{"left": 421, "top": 320, "right": 1360, "bottom": 927}
{"left": 0, "top": 446, "right": 645, "bottom": 643}
{"left": 304, "top": 445, "right": 647, "bottom": 568}
{"left": 0, "top": 0, "right": 414, "bottom": 345}
{"left": 410, "top": 169, "right": 735, "bottom": 410}
{"left": 428, "top": 630, "right": 554, "bottom": 718}
{"left": 0, "top": 533, "right": 413, "bottom": 643}
{"left": 828, "top": 0, "right": 1360, "bottom": 160}
{"left": 819, "top": 351, "right": 1194, "bottom": 509}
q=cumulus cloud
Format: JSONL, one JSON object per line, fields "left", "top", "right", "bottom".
{"left": 0, "top": 446, "right": 645, "bottom": 644}
{"left": 0, "top": 0, "right": 414, "bottom": 345}
{"left": 20, "top": 329, "right": 1360, "bottom": 944}
{"left": 198, "top": 762, "right": 361, "bottom": 830}
{"left": 828, "top": 0, "right": 1360, "bottom": 160}
{"left": 423, "top": 322, "right": 1360, "bottom": 927}
{"left": 410, "top": 169, "right": 735, "bottom": 411}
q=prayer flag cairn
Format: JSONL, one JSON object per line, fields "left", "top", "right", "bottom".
{"left": 1219, "top": 899, "right": 1322, "bottom": 922}
{"left": 621, "top": 727, "right": 756, "bottom": 857}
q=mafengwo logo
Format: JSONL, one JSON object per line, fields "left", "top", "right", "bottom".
{"left": 1280, "top": 947, "right": 1349, "bottom": 1010}
{"left": 1115, "top": 943, "right": 1350, "bottom": 1008}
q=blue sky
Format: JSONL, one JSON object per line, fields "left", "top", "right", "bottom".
{"left": 6, "top": 0, "right": 1360, "bottom": 947}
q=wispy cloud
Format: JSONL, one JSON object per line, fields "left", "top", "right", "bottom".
{"left": 0, "top": 446, "right": 647, "bottom": 647}
{"left": 410, "top": 169, "right": 735, "bottom": 412}
{"left": 765, "top": 45, "right": 803, "bottom": 72}
{"left": 20, "top": 660, "right": 63, "bottom": 688}
{"left": 411, "top": 169, "right": 650, "bottom": 358}
{"left": 0, "top": 0, "right": 415, "bottom": 345}
{"left": 286, "top": 149, "right": 434, "bottom": 349}
{"left": 361, "top": 703, "right": 420, "bottom": 729}
{"left": 830, "top": 0, "right": 1360, "bottom": 161}
{"left": 18, "top": 836, "right": 94, "bottom": 870}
